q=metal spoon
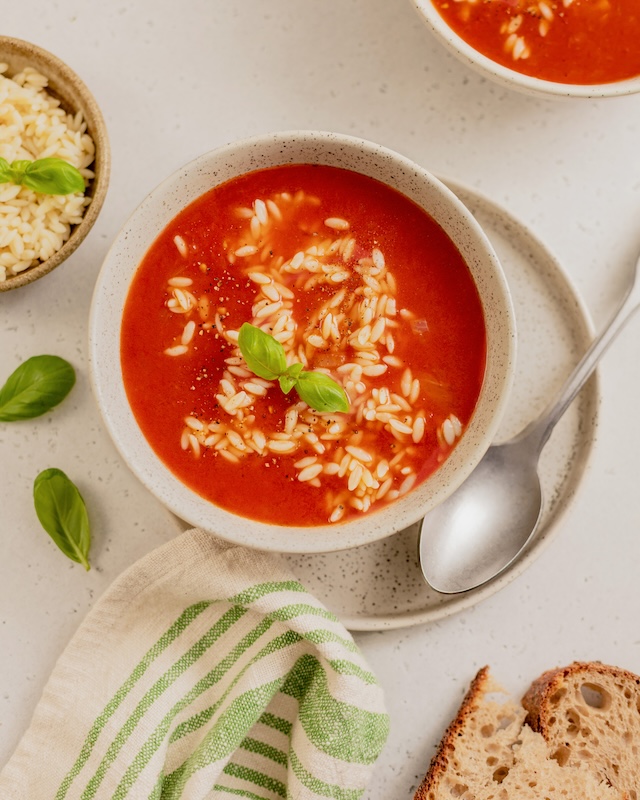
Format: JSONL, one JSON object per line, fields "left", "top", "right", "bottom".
{"left": 419, "top": 249, "right": 640, "bottom": 594}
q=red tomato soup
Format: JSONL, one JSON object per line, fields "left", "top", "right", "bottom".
{"left": 434, "top": 0, "right": 640, "bottom": 85}
{"left": 121, "top": 165, "right": 486, "bottom": 527}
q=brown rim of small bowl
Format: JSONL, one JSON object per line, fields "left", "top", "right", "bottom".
{"left": 0, "top": 36, "right": 111, "bottom": 291}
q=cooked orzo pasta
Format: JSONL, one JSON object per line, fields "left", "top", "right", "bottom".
{"left": 121, "top": 164, "right": 486, "bottom": 527}
{"left": 0, "top": 64, "right": 95, "bottom": 281}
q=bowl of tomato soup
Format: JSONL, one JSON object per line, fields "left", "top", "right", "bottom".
{"left": 89, "top": 131, "right": 516, "bottom": 553}
{"left": 413, "top": 0, "right": 640, "bottom": 98}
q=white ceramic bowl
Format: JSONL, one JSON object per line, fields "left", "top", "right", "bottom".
{"left": 89, "top": 131, "right": 516, "bottom": 554}
{"left": 412, "top": 0, "right": 640, "bottom": 99}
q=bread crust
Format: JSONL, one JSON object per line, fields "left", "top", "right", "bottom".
{"left": 521, "top": 660, "right": 640, "bottom": 733}
{"left": 521, "top": 661, "right": 640, "bottom": 800}
{"left": 414, "top": 666, "right": 491, "bottom": 800}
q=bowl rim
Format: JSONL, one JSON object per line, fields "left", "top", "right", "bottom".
{"left": 89, "top": 129, "right": 517, "bottom": 553}
{"left": 412, "top": 0, "right": 640, "bottom": 99}
{"left": 0, "top": 35, "right": 111, "bottom": 291}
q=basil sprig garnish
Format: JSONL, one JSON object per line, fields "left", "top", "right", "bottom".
{"left": 33, "top": 468, "right": 91, "bottom": 570}
{"left": 0, "top": 355, "right": 76, "bottom": 421}
{"left": 295, "top": 369, "right": 350, "bottom": 413}
{"left": 238, "top": 323, "right": 349, "bottom": 413}
{"left": 0, "top": 156, "right": 85, "bottom": 195}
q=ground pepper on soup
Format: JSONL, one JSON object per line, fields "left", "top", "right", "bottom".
{"left": 120, "top": 164, "right": 486, "bottom": 527}
{"left": 433, "top": 0, "right": 640, "bottom": 86}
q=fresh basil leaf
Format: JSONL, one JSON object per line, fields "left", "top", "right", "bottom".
{"left": 279, "top": 362, "right": 304, "bottom": 393}
{"left": 33, "top": 468, "right": 91, "bottom": 570}
{"left": 0, "top": 157, "right": 85, "bottom": 195}
{"left": 0, "top": 157, "right": 10, "bottom": 183}
{"left": 0, "top": 355, "right": 76, "bottom": 421}
{"left": 21, "top": 157, "right": 85, "bottom": 195}
{"left": 286, "top": 362, "right": 304, "bottom": 379}
{"left": 278, "top": 374, "right": 296, "bottom": 394}
{"left": 7, "top": 160, "right": 31, "bottom": 183}
{"left": 295, "top": 370, "right": 349, "bottom": 413}
{"left": 238, "top": 323, "right": 287, "bottom": 380}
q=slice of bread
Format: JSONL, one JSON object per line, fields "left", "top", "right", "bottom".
{"left": 522, "top": 661, "right": 640, "bottom": 799}
{"left": 414, "top": 664, "right": 627, "bottom": 800}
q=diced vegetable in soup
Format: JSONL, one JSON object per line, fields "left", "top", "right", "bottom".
{"left": 434, "top": 0, "right": 640, "bottom": 85}
{"left": 120, "top": 165, "right": 486, "bottom": 527}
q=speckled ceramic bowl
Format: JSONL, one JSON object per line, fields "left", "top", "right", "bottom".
{"left": 412, "top": 0, "right": 640, "bottom": 99}
{"left": 89, "top": 131, "right": 516, "bottom": 554}
{"left": 0, "top": 36, "right": 110, "bottom": 291}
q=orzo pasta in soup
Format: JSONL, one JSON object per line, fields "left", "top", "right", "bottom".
{"left": 433, "top": 0, "right": 640, "bottom": 85}
{"left": 121, "top": 165, "right": 486, "bottom": 527}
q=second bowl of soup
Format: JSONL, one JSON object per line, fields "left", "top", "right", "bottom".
{"left": 412, "top": 0, "right": 640, "bottom": 98}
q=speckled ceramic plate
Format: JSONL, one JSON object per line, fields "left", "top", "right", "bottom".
{"left": 277, "top": 178, "right": 600, "bottom": 630}
{"left": 169, "top": 178, "right": 598, "bottom": 629}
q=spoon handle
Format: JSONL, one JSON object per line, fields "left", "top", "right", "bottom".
{"left": 522, "top": 256, "right": 640, "bottom": 454}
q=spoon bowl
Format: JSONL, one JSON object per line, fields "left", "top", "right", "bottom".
{"left": 420, "top": 247, "right": 640, "bottom": 594}
{"left": 420, "top": 439, "right": 542, "bottom": 593}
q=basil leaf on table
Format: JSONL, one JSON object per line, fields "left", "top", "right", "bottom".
{"left": 237, "top": 323, "right": 349, "bottom": 413}
{"left": 0, "top": 355, "right": 76, "bottom": 422}
{"left": 0, "top": 156, "right": 85, "bottom": 195}
{"left": 33, "top": 468, "right": 91, "bottom": 570}
{"left": 295, "top": 369, "right": 349, "bottom": 413}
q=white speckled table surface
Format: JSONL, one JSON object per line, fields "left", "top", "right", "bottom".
{"left": 2, "top": 2, "right": 640, "bottom": 797}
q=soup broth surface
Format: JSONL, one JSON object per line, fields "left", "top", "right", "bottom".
{"left": 434, "top": 0, "right": 640, "bottom": 85}
{"left": 121, "top": 164, "right": 486, "bottom": 527}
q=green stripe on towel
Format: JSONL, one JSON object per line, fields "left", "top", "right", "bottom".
{"left": 15, "top": 533, "right": 390, "bottom": 800}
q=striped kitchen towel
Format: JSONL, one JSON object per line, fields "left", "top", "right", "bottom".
{"left": 0, "top": 528, "right": 389, "bottom": 800}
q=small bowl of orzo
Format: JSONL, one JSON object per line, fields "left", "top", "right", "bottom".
{"left": 89, "top": 131, "right": 516, "bottom": 554}
{"left": 0, "top": 36, "right": 110, "bottom": 291}
{"left": 412, "top": 0, "right": 640, "bottom": 98}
